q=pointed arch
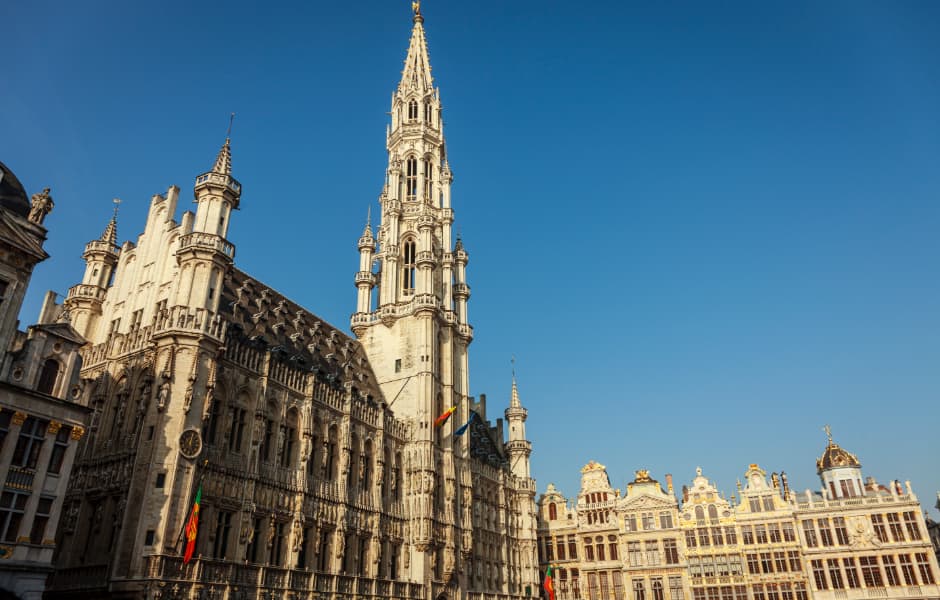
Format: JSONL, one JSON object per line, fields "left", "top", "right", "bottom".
{"left": 407, "top": 99, "right": 418, "bottom": 122}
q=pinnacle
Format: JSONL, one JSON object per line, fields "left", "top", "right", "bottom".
{"left": 101, "top": 216, "right": 117, "bottom": 247}
{"left": 100, "top": 198, "right": 120, "bottom": 246}
{"left": 363, "top": 206, "right": 373, "bottom": 238}
{"left": 212, "top": 138, "right": 232, "bottom": 175}
{"left": 511, "top": 376, "right": 521, "bottom": 408}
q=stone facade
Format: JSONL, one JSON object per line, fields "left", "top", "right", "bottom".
{"left": 0, "top": 164, "right": 89, "bottom": 600}
{"left": 44, "top": 5, "right": 537, "bottom": 600}
{"left": 537, "top": 434, "right": 940, "bottom": 600}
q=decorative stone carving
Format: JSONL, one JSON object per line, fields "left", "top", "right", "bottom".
{"left": 28, "top": 187, "right": 54, "bottom": 224}
{"left": 156, "top": 381, "right": 170, "bottom": 412}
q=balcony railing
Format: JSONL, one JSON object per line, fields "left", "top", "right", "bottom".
{"left": 66, "top": 283, "right": 107, "bottom": 301}
{"left": 178, "top": 232, "right": 235, "bottom": 259}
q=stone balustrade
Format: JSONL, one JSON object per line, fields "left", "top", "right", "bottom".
{"left": 66, "top": 283, "right": 107, "bottom": 301}
{"left": 153, "top": 305, "right": 226, "bottom": 342}
{"left": 194, "top": 171, "right": 241, "bottom": 194}
{"left": 178, "top": 231, "right": 235, "bottom": 259}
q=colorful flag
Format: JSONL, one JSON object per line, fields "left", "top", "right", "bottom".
{"left": 182, "top": 485, "right": 202, "bottom": 564}
{"left": 544, "top": 565, "right": 556, "bottom": 600}
{"left": 433, "top": 406, "right": 457, "bottom": 427}
{"left": 454, "top": 413, "right": 474, "bottom": 436}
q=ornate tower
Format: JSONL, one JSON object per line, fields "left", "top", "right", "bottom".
{"left": 351, "top": 4, "right": 471, "bottom": 444}
{"left": 351, "top": 2, "right": 473, "bottom": 586}
{"left": 175, "top": 137, "right": 240, "bottom": 312}
{"left": 64, "top": 204, "right": 120, "bottom": 337}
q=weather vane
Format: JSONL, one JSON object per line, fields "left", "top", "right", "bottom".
{"left": 823, "top": 424, "right": 832, "bottom": 443}
{"left": 227, "top": 112, "right": 235, "bottom": 139}
{"left": 112, "top": 197, "right": 121, "bottom": 219}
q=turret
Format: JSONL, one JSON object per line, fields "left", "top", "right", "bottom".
{"left": 192, "top": 135, "right": 240, "bottom": 237}
{"left": 504, "top": 369, "right": 531, "bottom": 479}
{"left": 64, "top": 201, "right": 121, "bottom": 337}
{"left": 354, "top": 210, "right": 376, "bottom": 315}
{"left": 174, "top": 136, "right": 239, "bottom": 313}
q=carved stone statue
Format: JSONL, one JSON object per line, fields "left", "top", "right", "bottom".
{"left": 267, "top": 516, "right": 276, "bottom": 548}
{"left": 292, "top": 519, "right": 303, "bottom": 552}
{"left": 156, "top": 381, "right": 170, "bottom": 412}
{"left": 183, "top": 385, "right": 193, "bottom": 413}
{"left": 28, "top": 188, "right": 54, "bottom": 225}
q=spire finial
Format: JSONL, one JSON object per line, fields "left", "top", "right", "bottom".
{"left": 510, "top": 356, "right": 521, "bottom": 408}
{"left": 412, "top": 0, "right": 423, "bottom": 21}
{"left": 226, "top": 112, "right": 235, "bottom": 140}
{"left": 112, "top": 197, "right": 121, "bottom": 220}
{"left": 824, "top": 424, "right": 832, "bottom": 444}
{"left": 362, "top": 205, "right": 373, "bottom": 237}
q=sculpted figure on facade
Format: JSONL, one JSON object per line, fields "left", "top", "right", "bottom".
{"left": 156, "top": 381, "right": 170, "bottom": 412}
{"left": 28, "top": 187, "right": 54, "bottom": 224}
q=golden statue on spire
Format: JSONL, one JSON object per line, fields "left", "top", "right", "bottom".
{"left": 412, "top": 0, "right": 421, "bottom": 16}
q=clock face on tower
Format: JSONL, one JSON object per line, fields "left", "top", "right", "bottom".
{"left": 179, "top": 429, "right": 202, "bottom": 460}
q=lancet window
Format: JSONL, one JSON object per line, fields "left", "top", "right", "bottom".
{"left": 405, "top": 158, "right": 418, "bottom": 201}
{"left": 402, "top": 239, "right": 417, "bottom": 294}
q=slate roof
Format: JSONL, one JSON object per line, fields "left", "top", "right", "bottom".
{"left": 220, "top": 267, "right": 384, "bottom": 400}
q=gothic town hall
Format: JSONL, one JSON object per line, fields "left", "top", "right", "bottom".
{"left": 44, "top": 6, "right": 539, "bottom": 600}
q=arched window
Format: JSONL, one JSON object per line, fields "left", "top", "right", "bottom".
{"left": 362, "top": 440, "right": 373, "bottom": 490}
{"left": 695, "top": 505, "right": 705, "bottom": 525}
{"left": 423, "top": 158, "right": 433, "bottom": 201}
{"left": 393, "top": 451, "right": 403, "bottom": 501}
{"left": 383, "top": 446, "right": 393, "bottom": 500}
{"left": 405, "top": 157, "right": 417, "bottom": 201}
{"left": 279, "top": 409, "right": 297, "bottom": 468}
{"left": 596, "top": 535, "right": 605, "bottom": 561}
{"left": 408, "top": 100, "right": 418, "bottom": 121}
{"left": 549, "top": 502, "right": 557, "bottom": 521}
{"left": 347, "top": 433, "right": 359, "bottom": 489}
{"left": 634, "top": 579, "right": 646, "bottom": 600}
{"left": 424, "top": 102, "right": 432, "bottom": 124}
{"left": 402, "top": 240, "right": 417, "bottom": 295}
{"left": 652, "top": 580, "right": 665, "bottom": 600}
{"left": 708, "top": 504, "right": 719, "bottom": 524}
{"left": 308, "top": 416, "right": 321, "bottom": 477}
{"left": 37, "top": 358, "right": 59, "bottom": 395}
{"left": 325, "top": 425, "right": 338, "bottom": 481}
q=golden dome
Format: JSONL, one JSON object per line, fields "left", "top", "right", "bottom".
{"left": 816, "top": 439, "right": 861, "bottom": 473}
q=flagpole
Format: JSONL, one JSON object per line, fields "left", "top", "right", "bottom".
{"left": 175, "top": 459, "right": 209, "bottom": 562}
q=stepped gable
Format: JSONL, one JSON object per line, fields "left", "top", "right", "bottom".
{"left": 221, "top": 267, "right": 383, "bottom": 400}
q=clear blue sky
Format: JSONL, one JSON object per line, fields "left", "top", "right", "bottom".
{"left": 4, "top": 1, "right": 939, "bottom": 514}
